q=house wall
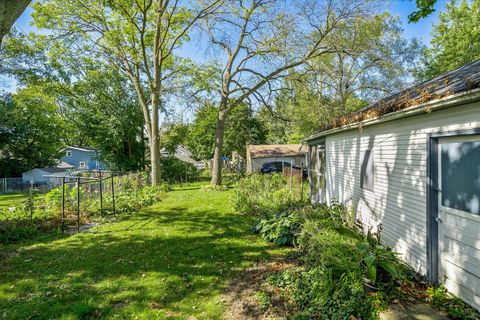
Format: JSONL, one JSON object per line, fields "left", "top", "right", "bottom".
{"left": 22, "top": 169, "right": 49, "bottom": 184}
{"left": 22, "top": 169, "right": 67, "bottom": 184}
{"left": 248, "top": 155, "right": 306, "bottom": 173}
{"left": 309, "top": 100, "right": 480, "bottom": 276}
{"left": 61, "top": 148, "right": 103, "bottom": 170}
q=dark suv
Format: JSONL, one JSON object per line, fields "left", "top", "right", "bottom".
{"left": 260, "top": 161, "right": 307, "bottom": 178}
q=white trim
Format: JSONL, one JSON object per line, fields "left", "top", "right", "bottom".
{"left": 60, "top": 146, "right": 97, "bottom": 153}
{"left": 304, "top": 88, "right": 480, "bottom": 142}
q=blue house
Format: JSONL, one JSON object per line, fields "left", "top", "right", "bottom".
{"left": 60, "top": 146, "right": 106, "bottom": 171}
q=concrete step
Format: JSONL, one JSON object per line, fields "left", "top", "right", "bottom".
{"left": 379, "top": 303, "right": 449, "bottom": 320}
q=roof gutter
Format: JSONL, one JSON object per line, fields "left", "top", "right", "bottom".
{"left": 303, "top": 88, "right": 480, "bottom": 143}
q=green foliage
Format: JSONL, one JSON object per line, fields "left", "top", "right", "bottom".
{"left": 426, "top": 286, "right": 480, "bottom": 320}
{"left": 111, "top": 185, "right": 168, "bottom": 215}
{"left": 419, "top": 0, "right": 480, "bottom": 79}
{"left": 0, "top": 194, "right": 59, "bottom": 243}
{"left": 0, "top": 90, "right": 64, "bottom": 177}
{"left": 356, "top": 231, "right": 400, "bottom": 287}
{"left": 232, "top": 173, "right": 297, "bottom": 215}
{"left": 160, "top": 123, "right": 190, "bottom": 154}
{"left": 253, "top": 211, "right": 302, "bottom": 246}
{"left": 256, "top": 203, "right": 404, "bottom": 319}
{"left": 409, "top": 0, "right": 437, "bottom": 22}
{"left": 260, "top": 13, "right": 422, "bottom": 143}
{"left": 160, "top": 157, "right": 200, "bottom": 183}
{"left": 186, "top": 102, "right": 267, "bottom": 160}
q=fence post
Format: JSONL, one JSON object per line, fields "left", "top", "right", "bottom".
{"left": 76, "top": 177, "right": 81, "bottom": 232}
{"left": 99, "top": 171, "right": 103, "bottom": 215}
{"left": 300, "top": 163, "right": 304, "bottom": 201}
{"left": 111, "top": 173, "right": 116, "bottom": 215}
{"left": 61, "top": 177, "right": 65, "bottom": 233}
{"left": 289, "top": 160, "right": 293, "bottom": 192}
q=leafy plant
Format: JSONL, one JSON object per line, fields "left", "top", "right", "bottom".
{"left": 233, "top": 173, "right": 299, "bottom": 215}
{"left": 253, "top": 211, "right": 302, "bottom": 246}
{"left": 357, "top": 231, "right": 400, "bottom": 287}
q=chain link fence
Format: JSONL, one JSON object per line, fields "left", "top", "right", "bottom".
{"left": 0, "top": 171, "right": 152, "bottom": 240}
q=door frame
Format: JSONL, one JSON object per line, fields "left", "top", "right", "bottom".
{"left": 307, "top": 138, "right": 326, "bottom": 203}
{"left": 426, "top": 128, "right": 480, "bottom": 283}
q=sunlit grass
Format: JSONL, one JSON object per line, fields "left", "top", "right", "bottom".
{"left": 0, "top": 193, "right": 30, "bottom": 209}
{"left": 0, "top": 182, "right": 288, "bottom": 319}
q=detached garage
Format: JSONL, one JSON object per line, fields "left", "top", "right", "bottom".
{"left": 305, "top": 60, "right": 480, "bottom": 309}
{"left": 246, "top": 144, "right": 306, "bottom": 174}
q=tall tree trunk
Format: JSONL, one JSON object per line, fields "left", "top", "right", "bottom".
{"left": 211, "top": 107, "right": 228, "bottom": 186}
{"left": 150, "top": 92, "right": 161, "bottom": 185}
{"left": 0, "top": 0, "right": 31, "bottom": 45}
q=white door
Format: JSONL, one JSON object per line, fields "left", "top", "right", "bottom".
{"left": 438, "top": 135, "right": 480, "bottom": 310}
{"left": 309, "top": 143, "right": 326, "bottom": 203}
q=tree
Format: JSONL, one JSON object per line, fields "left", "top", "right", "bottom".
{"left": 186, "top": 102, "right": 266, "bottom": 161}
{"left": 160, "top": 123, "right": 190, "bottom": 154}
{"left": 32, "top": 0, "right": 223, "bottom": 185}
{"left": 261, "top": 13, "right": 422, "bottom": 142}
{"left": 0, "top": 0, "right": 32, "bottom": 45}
{"left": 203, "top": 0, "right": 376, "bottom": 186}
{"left": 409, "top": 0, "right": 437, "bottom": 22}
{"left": 62, "top": 63, "right": 147, "bottom": 171}
{"left": 419, "top": 0, "right": 480, "bottom": 79}
{"left": 1, "top": 34, "right": 147, "bottom": 171}
{"left": 0, "top": 89, "right": 64, "bottom": 177}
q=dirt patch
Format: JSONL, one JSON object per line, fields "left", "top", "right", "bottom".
{"left": 222, "top": 260, "right": 298, "bottom": 320}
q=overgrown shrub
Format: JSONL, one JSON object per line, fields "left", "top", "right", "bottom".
{"left": 106, "top": 184, "right": 170, "bottom": 214}
{"left": 160, "top": 157, "right": 199, "bottom": 183}
{"left": 0, "top": 183, "right": 170, "bottom": 244}
{"left": 233, "top": 173, "right": 300, "bottom": 215}
{"left": 255, "top": 203, "right": 395, "bottom": 319}
{"left": 253, "top": 211, "right": 303, "bottom": 246}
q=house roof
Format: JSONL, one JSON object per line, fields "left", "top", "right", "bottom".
{"left": 161, "top": 145, "right": 202, "bottom": 166}
{"left": 61, "top": 146, "right": 97, "bottom": 152}
{"left": 32, "top": 167, "right": 67, "bottom": 173}
{"left": 247, "top": 144, "right": 306, "bottom": 158}
{"left": 306, "top": 59, "right": 480, "bottom": 141}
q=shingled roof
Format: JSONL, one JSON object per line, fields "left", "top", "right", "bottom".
{"left": 247, "top": 144, "right": 307, "bottom": 158}
{"left": 314, "top": 59, "right": 480, "bottom": 135}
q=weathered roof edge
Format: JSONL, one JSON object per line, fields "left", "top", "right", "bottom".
{"left": 304, "top": 87, "right": 480, "bottom": 142}
{"left": 304, "top": 59, "right": 480, "bottom": 142}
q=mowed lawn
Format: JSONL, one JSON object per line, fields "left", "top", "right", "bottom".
{"left": 0, "top": 184, "right": 286, "bottom": 319}
{"left": 0, "top": 193, "right": 30, "bottom": 210}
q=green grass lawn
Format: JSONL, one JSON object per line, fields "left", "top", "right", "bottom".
{"left": 0, "top": 193, "right": 30, "bottom": 210}
{"left": 0, "top": 184, "right": 287, "bottom": 319}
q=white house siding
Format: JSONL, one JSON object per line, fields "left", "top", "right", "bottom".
{"left": 323, "top": 100, "right": 480, "bottom": 276}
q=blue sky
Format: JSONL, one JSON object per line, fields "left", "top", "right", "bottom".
{"left": 1, "top": 0, "right": 448, "bottom": 93}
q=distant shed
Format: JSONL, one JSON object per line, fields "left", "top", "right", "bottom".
{"left": 246, "top": 144, "right": 306, "bottom": 173}
{"left": 22, "top": 167, "right": 68, "bottom": 186}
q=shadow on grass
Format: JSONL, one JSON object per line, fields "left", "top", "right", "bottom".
{"left": 0, "top": 196, "right": 277, "bottom": 319}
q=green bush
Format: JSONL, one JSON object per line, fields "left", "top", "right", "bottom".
{"left": 160, "top": 157, "right": 200, "bottom": 183}
{"left": 253, "top": 211, "right": 302, "bottom": 246}
{"left": 257, "top": 203, "right": 392, "bottom": 319}
{"left": 107, "top": 184, "right": 169, "bottom": 214}
{"left": 0, "top": 183, "right": 170, "bottom": 244}
{"left": 233, "top": 173, "right": 299, "bottom": 215}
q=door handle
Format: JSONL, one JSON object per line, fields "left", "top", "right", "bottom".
{"left": 435, "top": 217, "right": 443, "bottom": 223}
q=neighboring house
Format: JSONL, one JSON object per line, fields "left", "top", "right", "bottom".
{"left": 304, "top": 60, "right": 480, "bottom": 310}
{"left": 22, "top": 167, "right": 69, "bottom": 186}
{"left": 246, "top": 144, "right": 306, "bottom": 174}
{"left": 161, "top": 145, "right": 205, "bottom": 170}
{"left": 60, "top": 146, "right": 106, "bottom": 171}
